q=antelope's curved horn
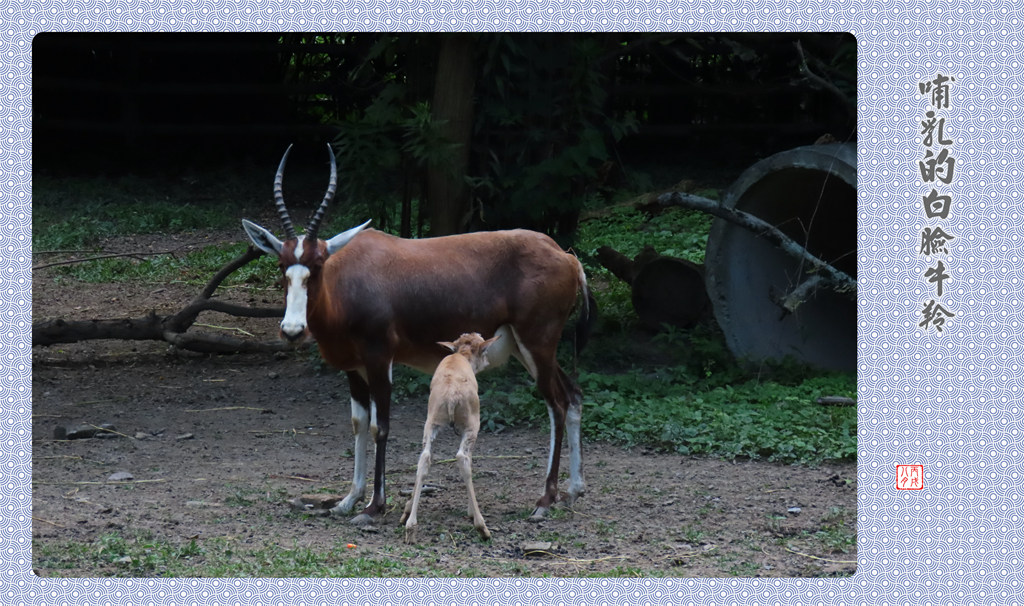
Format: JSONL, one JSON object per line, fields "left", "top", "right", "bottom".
{"left": 274, "top": 144, "right": 298, "bottom": 240}
{"left": 305, "top": 143, "right": 338, "bottom": 242}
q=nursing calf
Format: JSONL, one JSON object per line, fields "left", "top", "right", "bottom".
{"left": 400, "top": 333, "right": 499, "bottom": 543}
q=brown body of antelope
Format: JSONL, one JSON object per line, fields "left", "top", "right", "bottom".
{"left": 400, "top": 332, "right": 500, "bottom": 543}
{"left": 242, "top": 144, "right": 593, "bottom": 525}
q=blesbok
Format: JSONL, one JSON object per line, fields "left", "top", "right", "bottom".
{"left": 400, "top": 332, "right": 500, "bottom": 543}
{"left": 242, "top": 144, "right": 593, "bottom": 524}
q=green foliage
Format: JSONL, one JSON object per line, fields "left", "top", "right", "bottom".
{"left": 332, "top": 85, "right": 455, "bottom": 233}
{"left": 476, "top": 364, "right": 855, "bottom": 466}
{"left": 472, "top": 35, "right": 638, "bottom": 235}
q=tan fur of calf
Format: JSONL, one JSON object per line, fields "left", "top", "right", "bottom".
{"left": 400, "top": 332, "right": 500, "bottom": 543}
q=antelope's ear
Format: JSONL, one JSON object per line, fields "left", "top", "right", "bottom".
{"left": 481, "top": 334, "right": 501, "bottom": 351}
{"left": 325, "top": 219, "right": 372, "bottom": 255}
{"left": 437, "top": 341, "right": 457, "bottom": 353}
{"left": 242, "top": 219, "right": 284, "bottom": 256}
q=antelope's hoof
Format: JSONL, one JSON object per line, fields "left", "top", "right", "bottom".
{"left": 477, "top": 526, "right": 492, "bottom": 541}
{"left": 528, "top": 506, "right": 549, "bottom": 522}
{"left": 329, "top": 496, "right": 359, "bottom": 516}
{"left": 404, "top": 526, "right": 417, "bottom": 544}
{"left": 349, "top": 513, "right": 375, "bottom": 526}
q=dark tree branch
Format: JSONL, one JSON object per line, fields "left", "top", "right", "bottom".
{"left": 795, "top": 40, "right": 856, "bottom": 119}
{"left": 654, "top": 191, "right": 857, "bottom": 304}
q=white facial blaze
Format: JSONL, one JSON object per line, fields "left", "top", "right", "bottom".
{"left": 281, "top": 264, "right": 310, "bottom": 338}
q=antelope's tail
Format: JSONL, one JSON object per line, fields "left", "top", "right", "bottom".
{"left": 573, "top": 256, "right": 597, "bottom": 353}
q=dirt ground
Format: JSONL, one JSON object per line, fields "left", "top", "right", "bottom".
{"left": 31, "top": 231, "right": 857, "bottom": 578}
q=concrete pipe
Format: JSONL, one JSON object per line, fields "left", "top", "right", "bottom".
{"left": 704, "top": 142, "right": 857, "bottom": 372}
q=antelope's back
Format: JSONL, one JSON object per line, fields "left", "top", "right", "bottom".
{"left": 331, "top": 228, "right": 578, "bottom": 308}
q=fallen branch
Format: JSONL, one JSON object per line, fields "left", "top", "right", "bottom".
{"left": 816, "top": 396, "right": 856, "bottom": 407}
{"left": 784, "top": 545, "right": 856, "bottom": 565}
{"left": 32, "top": 247, "right": 189, "bottom": 271}
{"left": 184, "top": 406, "right": 272, "bottom": 413}
{"left": 33, "top": 245, "right": 297, "bottom": 354}
{"left": 774, "top": 274, "right": 829, "bottom": 313}
{"left": 654, "top": 191, "right": 857, "bottom": 304}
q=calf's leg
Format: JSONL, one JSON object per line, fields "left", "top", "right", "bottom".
{"left": 401, "top": 421, "right": 441, "bottom": 543}
{"left": 455, "top": 416, "right": 490, "bottom": 541}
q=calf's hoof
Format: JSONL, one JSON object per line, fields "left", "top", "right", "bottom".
{"left": 564, "top": 488, "right": 584, "bottom": 508}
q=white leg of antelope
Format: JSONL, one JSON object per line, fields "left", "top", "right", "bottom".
{"left": 565, "top": 397, "right": 585, "bottom": 506}
{"left": 332, "top": 398, "right": 370, "bottom": 515}
{"left": 401, "top": 423, "right": 440, "bottom": 544}
{"left": 456, "top": 425, "right": 490, "bottom": 541}
{"left": 529, "top": 406, "right": 559, "bottom": 522}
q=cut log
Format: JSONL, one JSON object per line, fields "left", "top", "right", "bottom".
{"left": 631, "top": 256, "right": 711, "bottom": 331}
{"left": 595, "top": 245, "right": 710, "bottom": 330}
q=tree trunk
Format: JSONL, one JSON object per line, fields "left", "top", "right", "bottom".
{"left": 426, "top": 34, "right": 476, "bottom": 236}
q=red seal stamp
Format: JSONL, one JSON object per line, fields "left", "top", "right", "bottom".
{"left": 896, "top": 464, "right": 924, "bottom": 490}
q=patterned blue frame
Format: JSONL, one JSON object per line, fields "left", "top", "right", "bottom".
{"left": 7, "top": 1, "right": 1024, "bottom": 603}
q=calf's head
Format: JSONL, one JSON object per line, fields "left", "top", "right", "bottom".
{"left": 438, "top": 333, "right": 502, "bottom": 374}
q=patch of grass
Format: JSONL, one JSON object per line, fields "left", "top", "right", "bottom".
{"left": 727, "top": 560, "right": 762, "bottom": 577}
{"left": 678, "top": 524, "right": 706, "bottom": 545}
{"left": 33, "top": 177, "right": 246, "bottom": 251}
{"left": 40, "top": 241, "right": 281, "bottom": 286}
{"left": 807, "top": 506, "right": 857, "bottom": 554}
{"left": 34, "top": 531, "right": 202, "bottom": 577}
{"left": 477, "top": 358, "right": 855, "bottom": 465}
{"left": 33, "top": 531, "right": 420, "bottom": 578}
{"left": 577, "top": 204, "right": 714, "bottom": 265}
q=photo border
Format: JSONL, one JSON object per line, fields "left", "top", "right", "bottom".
{"left": 7, "top": 1, "right": 1022, "bottom": 603}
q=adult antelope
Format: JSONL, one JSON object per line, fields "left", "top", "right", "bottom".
{"left": 242, "top": 144, "right": 593, "bottom": 524}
